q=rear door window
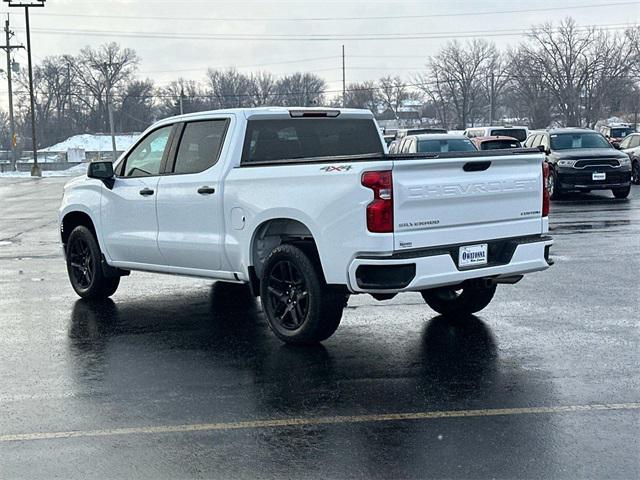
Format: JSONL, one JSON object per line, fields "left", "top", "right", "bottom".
{"left": 173, "top": 120, "right": 228, "bottom": 174}
{"left": 242, "top": 118, "right": 383, "bottom": 164}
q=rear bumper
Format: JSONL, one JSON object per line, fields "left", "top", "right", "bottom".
{"left": 347, "top": 235, "right": 553, "bottom": 294}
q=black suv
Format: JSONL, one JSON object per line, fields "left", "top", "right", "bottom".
{"left": 524, "top": 128, "right": 632, "bottom": 199}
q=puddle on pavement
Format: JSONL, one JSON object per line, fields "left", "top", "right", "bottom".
{"left": 550, "top": 220, "right": 631, "bottom": 233}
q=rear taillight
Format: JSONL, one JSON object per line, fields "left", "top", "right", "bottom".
{"left": 362, "top": 170, "right": 393, "bottom": 233}
{"left": 542, "top": 162, "right": 550, "bottom": 217}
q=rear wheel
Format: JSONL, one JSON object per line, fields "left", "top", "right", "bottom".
{"left": 260, "top": 244, "right": 347, "bottom": 344}
{"left": 66, "top": 226, "right": 120, "bottom": 299}
{"left": 421, "top": 282, "right": 497, "bottom": 316}
{"left": 612, "top": 185, "right": 631, "bottom": 199}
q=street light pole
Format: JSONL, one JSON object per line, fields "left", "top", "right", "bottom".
{"left": 3, "top": 0, "right": 46, "bottom": 177}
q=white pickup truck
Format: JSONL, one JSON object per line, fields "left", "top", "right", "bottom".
{"left": 59, "top": 107, "right": 553, "bottom": 344}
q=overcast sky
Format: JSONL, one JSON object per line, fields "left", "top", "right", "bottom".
{"left": 0, "top": 0, "right": 638, "bottom": 99}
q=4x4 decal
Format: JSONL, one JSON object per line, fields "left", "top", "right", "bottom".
{"left": 320, "top": 165, "right": 353, "bottom": 172}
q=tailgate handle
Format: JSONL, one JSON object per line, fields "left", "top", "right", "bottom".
{"left": 463, "top": 161, "right": 491, "bottom": 172}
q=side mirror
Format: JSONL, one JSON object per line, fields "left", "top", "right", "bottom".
{"left": 88, "top": 161, "right": 115, "bottom": 189}
{"left": 612, "top": 142, "right": 621, "bottom": 150}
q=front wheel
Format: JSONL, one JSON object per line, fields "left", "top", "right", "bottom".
{"left": 421, "top": 282, "right": 497, "bottom": 316}
{"left": 548, "top": 168, "right": 562, "bottom": 200}
{"left": 66, "top": 226, "right": 120, "bottom": 299}
{"left": 631, "top": 161, "right": 640, "bottom": 185}
{"left": 260, "top": 244, "right": 347, "bottom": 344}
{"left": 612, "top": 185, "right": 631, "bottom": 199}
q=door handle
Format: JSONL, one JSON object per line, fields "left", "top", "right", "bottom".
{"left": 197, "top": 186, "right": 216, "bottom": 195}
{"left": 139, "top": 188, "right": 155, "bottom": 196}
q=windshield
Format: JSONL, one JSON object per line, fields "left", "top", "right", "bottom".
{"left": 489, "top": 128, "right": 527, "bottom": 142}
{"left": 481, "top": 139, "right": 521, "bottom": 150}
{"left": 550, "top": 132, "right": 611, "bottom": 150}
{"left": 610, "top": 128, "right": 634, "bottom": 138}
{"left": 417, "top": 139, "right": 477, "bottom": 153}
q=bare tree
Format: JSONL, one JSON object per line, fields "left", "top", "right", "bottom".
{"left": 71, "top": 42, "right": 139, "bottom": 132}
{"left": 343, "top": 81, "right": 379, "bottom": 112}
{"left": 117, "top": 79, "right": 156, "bottom": 132}
{"left": 505, "top": 46, "right": 554, "bottom": 128}
{"left": 247, "top": 71, "right": 277, "bottom": 106}
{"left": 421, "top": 40, "right": 496, "bottom": 128}
{"left": 156, "top": 79, "right": 209, "bottom": 117}
{"left": 275, "top": 73, "right": 326, "bottom": 106}
{"left": 206, "top": 69, "right": 252, "bottom": 109}
{"left": 378, "top": 76, "right": 408, "bottom": 120}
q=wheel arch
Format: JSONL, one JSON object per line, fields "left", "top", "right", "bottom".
{"left": 249, "top": 217, "right": 323, "bottom": 283}
{"left": 61, "top": 210, "right": 98, "bottom": 248}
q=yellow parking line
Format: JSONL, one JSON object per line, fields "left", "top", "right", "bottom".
{"left": 1, "top": 402, "right": 638, "bottom": 443}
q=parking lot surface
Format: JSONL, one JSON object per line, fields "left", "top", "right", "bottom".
{"left": 0, "top": 177, "right": 638, "bottom": 479}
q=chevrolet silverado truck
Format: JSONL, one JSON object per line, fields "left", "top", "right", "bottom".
{"left": 59, "top": 107, "right": 553, "bottom": 344}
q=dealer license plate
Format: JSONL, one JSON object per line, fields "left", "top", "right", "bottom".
{"left": 459, "top": 244, "right": 488, "bottom": 267}
{"left": 592, "top": 172, "right": 606, "bottom": 181}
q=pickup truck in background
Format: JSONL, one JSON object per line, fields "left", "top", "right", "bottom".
{"left": 59, "top": 107, "right": 553, "bottom": 344}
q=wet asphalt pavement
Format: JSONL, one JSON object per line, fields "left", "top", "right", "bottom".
{"left": 0, "top": 177, "right": 638, "bottom": 479}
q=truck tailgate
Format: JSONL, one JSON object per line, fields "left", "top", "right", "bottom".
{"left": 392, "top": 152, "right": 544, "bottom": 251}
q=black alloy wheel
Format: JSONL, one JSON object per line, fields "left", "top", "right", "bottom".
{"left": 69, "top": 235, "right": 94, "bottom": 289}
{"left": 260, "top": 244, "right": 346, "bottom": 344}
{"left": 266, "top": 259, "right": 310, "bottom": 331}
{"left": 66, "top": 225, "right": 120, "bottom": 299}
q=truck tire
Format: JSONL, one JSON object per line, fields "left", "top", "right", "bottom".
{"left": 612, "top": 186, "right": 631, "bottom": 199}
{"left": 66, "top": 226, "right": 120, "bottom": 299}
{"left": 260, "top": 244, "right": 347, "bottom": 344}
{"left": 632, "top": 160, "right": 640, "bottom": 185}
{"left": 548, "top": 168, "right": 562, "bottom": 200}
{"left": 421, "top": 282, "right": 497, "bottom": 316}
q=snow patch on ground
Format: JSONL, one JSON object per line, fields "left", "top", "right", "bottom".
{"left": 40, "top": 133, "right": 140, "bottom": 152}
{"left": 0, "top": 163, "right": 87, "bottom": 178}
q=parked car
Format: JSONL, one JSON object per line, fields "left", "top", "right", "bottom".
{"left": 599, "top": 124, "right": 635, "bottom": 145}
{"left": 464, "top": 125, "right": 529, "bottom": 143}
{"left": 619, "top": 132, "right": 640, "bottom": 185}
{"left": 524, "top": 128, "right": 632, "bottom": 199}
{"left": 397, "top": 133, "right": 477, "bottom": 153}
{"left": 471, "top": 136, "right": 521, "bottom": 151}
{"left": 59, "top": 107, "right": 552, "bottom": 344}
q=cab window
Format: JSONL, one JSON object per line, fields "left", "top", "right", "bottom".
{"left": 121, "top": 126, "right": 172, "bottom": 177}
{"left": 173, "top": 120, "right": 228, "bottom": 174}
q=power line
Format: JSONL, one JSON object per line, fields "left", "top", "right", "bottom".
{"left": 30, "top": 1, "right": 640, "bottom": 23}
{"left": 139, "top": 56, "right": 340, "bottom": 74}
{"left": 16, "top": 22, "right": 636, "bottom": 42}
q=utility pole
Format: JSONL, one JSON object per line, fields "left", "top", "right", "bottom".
{"left": 4, "top": 1, "right": 47, "bottom": 177}
{"left": 488, "top": 72, "right": 495, "bottom": 125}
{"left": 1, "top": 14, "right": 24, "bottom": 172}
{"left": 105, "top": 70, "right": 117, "bottom": 161}
{"left": 342, "top": 45, "right": 346, "bottom": 108}
{"left": 179, "top": 80, "right": 184, "bottom": 115}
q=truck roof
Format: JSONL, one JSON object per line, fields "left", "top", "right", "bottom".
{"left": 159, "top": 107, "right": 375, "bottom": 125}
